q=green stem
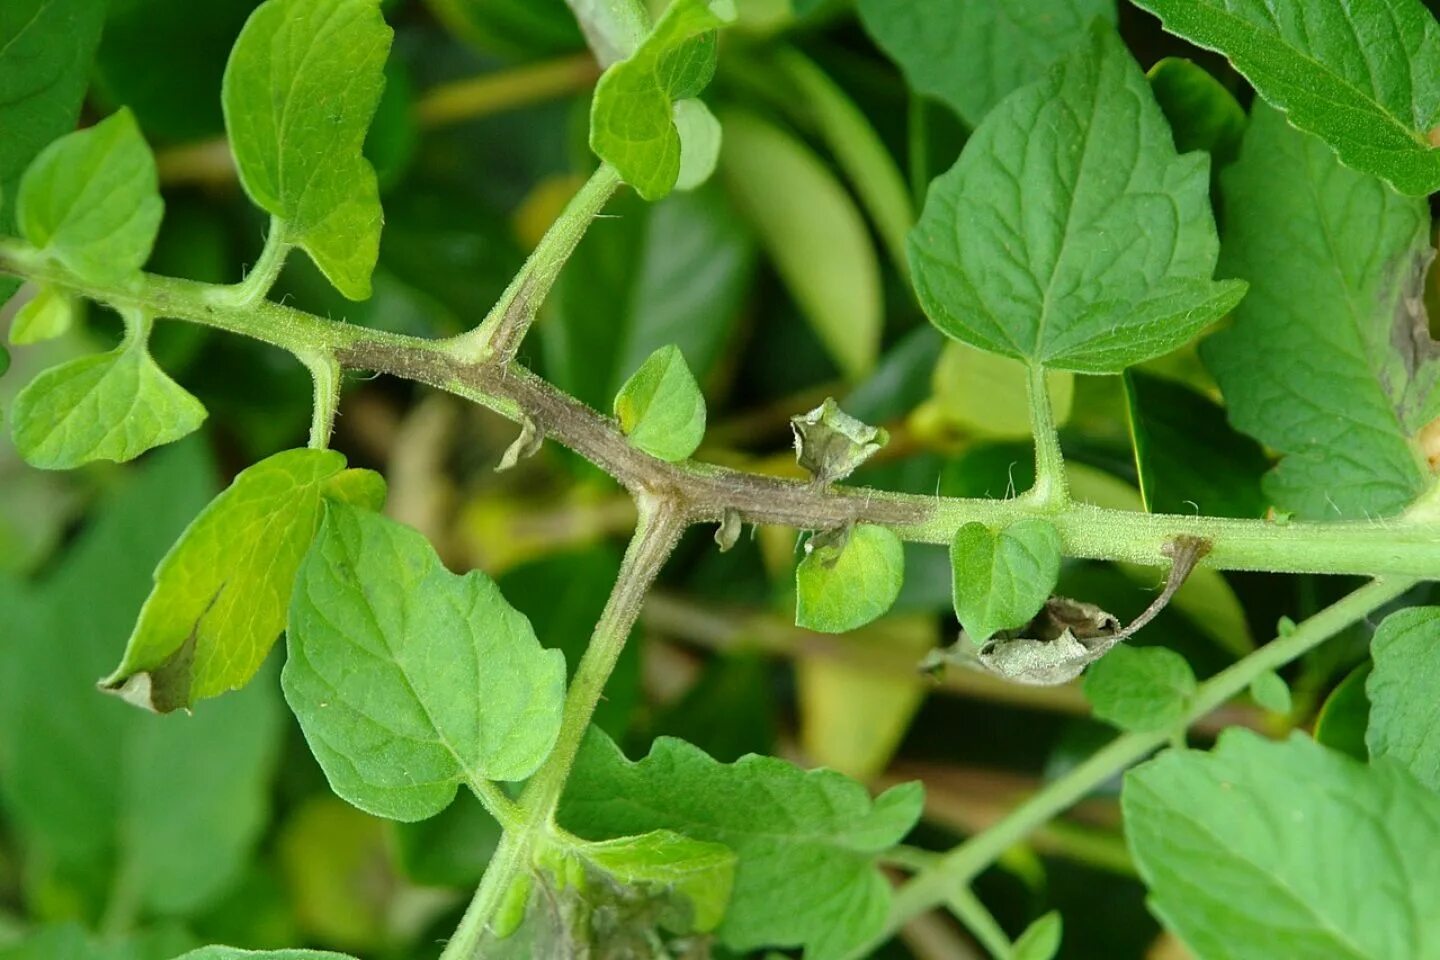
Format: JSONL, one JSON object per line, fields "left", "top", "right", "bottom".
{"left": 1022, "top": 363, "right": 1068, "bottom": 510}
{"left": 439, "top": 497, "right": 684, "bottom": 956}
{"left": 445, "top": 163, "right": 623, "bottom": 365}
{"left": 854, "top": 576, "right": 1415, "bottom": 956}
{"left": 4, "top": 244, "right": 1440, "bottom": 579}
{"left": 438, "top": 828, "right": 530, "bottom": 960}
{"left": 300, "top": 350, "right": 341, "bottom": 449}
{"left": 215, "top": 217, "right": 290, "bottom": 307}
{"left": 946, "top": 887, "right": 1013, "bottom": 959}
{"left": 521, "top": 495, "right": 684, "bottom": 821}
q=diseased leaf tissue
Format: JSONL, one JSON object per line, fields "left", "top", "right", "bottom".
{"left": 1, "top": 0, "right": 1439, "bottom": 957}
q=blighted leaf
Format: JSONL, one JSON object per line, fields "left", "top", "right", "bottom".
{"left": 1014, "top": 912, "right": 1063, "bottom": 960}
{"left": 9, "top": 285, "right": 75, "bottom": 345}
{"left": 1202, "top": 104, "right": 1437, "bottom": 520}
{"left": 1367, "top": 607, "right": 1440, "bottom": 792}
{"left": 720, "top": 108, "right": 882, "bottom": 378}
{"left": 1083, "top": 645, "right": 1196, "bottom": 732}
{"left": 1131, "top": 0, "right": 1440, "bottom": 196}
{"left": 791, "top": 398, "right": 887, "bottom": 484}
{"left": 284, "top": 503, "right": 567, "bottom": 821}
{"left": 589, "top": 0, "right": 733, "bottom": 201}
{"left": 1249, "top": 670, "right": 1292, "bottom": 715}
{"left": 1147, "top": 57, "right": 1245, "bottom": 165}
{"left": 950, "top": 519, "right": 1061, "bottom": 645}
{"left": 11, "top": 310, "right": 206, "bottom": 470}
{"left": 17, "top": 109, "right": 163, "bottom": 285}
{"left": 856, "top": 0, "right": 1114, "bottom": 127}
{"left": 613, "top": 344, "right": 706, "bottom": 461}
{"left": 1125, "top": 730, "right": 1440, "bottom": 959}
{"left": 672, "top": 98, "right": 721, "bottom": 191}
{"left": 223, "top": 0, "right": 393, "bottom": 299}
{"left": 795, "top": 524, "right": 904, "bottom": 634}
{"left": 951, "top": 595, "right": 1121, "bottom": 686}
{"left": 910, "top": 24, "right": 1245, "bottom": 373}
{"left": 102, "top": 449, "right": 386, "bottom": 712}
{"left": 561, "top": 730, "right": 923, "bottom": 959}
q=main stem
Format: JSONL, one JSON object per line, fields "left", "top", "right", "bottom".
{"left": 3, "top": 242, "right": 1439, "bottom": 580}
{"left": 438, "top": 496, "right": 684, "bottom": 959}
{"left": 852, "top": 575, "right": 1415, "bottom": 956}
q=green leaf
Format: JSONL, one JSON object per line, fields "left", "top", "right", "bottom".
{"left": 719, "top": 108, "right": 882, "bottom": 379}
{"left": 562, "top": 830, "right": 737, "bottom": 933}
{"left": 1249, "top": 669, "right": 1293, "bottom": 715}
{"left": 613, "top": 344, "right": 706, "bottom": 461}
{"left": 9, "top": 285, "right": 75, "bottom": 345}
{"left": 589, "top": 0, "right": 733, "bottom": 201}
{"left": 0, "top": 443, "right": 281, "bottom": 920}
{"left": 1367, "top": 607, "right": 1440, "bottom": 792}
{"left": 560, "top": 730, "right": 924, "bottom": 959}
{"left": 1082, "top": 645, "right": 1196, "bottom": 732}
{"left": 173, "top": 950, "right": 357, "bottom": 960}
{"left": 1123, "top": 369, "right": 1268, "bottom": 518}
{"left": 1130, "top": 0, "right": 1440, "bottom": 196}
{"left": 910, "top": 24, "right": 1246, "bottom": 374}
{"left": 0, "top": 0, "right": 106, "bottom": 242}
{"left": 102, "top": 448, "right": 386, "bottom": 712}
{"left": 1125, "top": 730, "right": 1440, "bottom": 959}
{"left": 950, "top": 519, "right": 1061, "bottom": 645}
{"left": 795, "top": 524, "right": 904, "bottom": 634}
{"left": 856, "top": 0, "right": 1114, "bottom": 127}
{"left": 1013, "top": 912, "right": 1063, "bottom": 960}
{"left": 17, "top": 109, "right": 163, "bottom": 285}
{"left": 1202, "top": 104, "right": 1436, "bottom": 520}
{"left": 222, "top": 0, "right": 393, "bottom": 300}
{"left": 1147, "top": 57, "right": 1246, "bottom": 166}
{"left": 543, "top": 184, "right": 755, "bottom": 410}
{"left": 11, "top": 310, "right": 207, "bottom": 470}
{"left": 284, "top": 502, "right": 567, "bottom": 821}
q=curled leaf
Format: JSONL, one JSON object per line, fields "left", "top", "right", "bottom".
{"left": 790, "top": 398, "right": 887, "bottom": 485}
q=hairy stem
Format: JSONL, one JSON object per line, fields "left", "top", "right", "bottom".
{"left": 445, "top": 163, "right": 623, "bottom": 364}
{"left": 301, "top": 350, "right": 342, "bottom": 449}
{"left": 4, "top": 245, "right": 1440, "bottom": 580}
{"left": 852, "top": 576, "right": 1415, "bottom": 956}
{"left": 218, "top": 217, "right": 290, "bottom": 307}
{"left": 437, "top": 498, "right": 683, "bottom": 957}
{"left": 1023, "top": 363, "right": 1068, "bottom": 509}
{"left": 522, "top": 495, "right": 685, "bottom": 821}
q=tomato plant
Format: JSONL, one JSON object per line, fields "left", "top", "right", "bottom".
{"left": 3, "top": 0, "right": 1440, "bottom": 958}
